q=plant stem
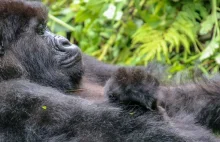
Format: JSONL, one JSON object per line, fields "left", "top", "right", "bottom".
{"left": 48, "top": 14, "right": 75, "bottom": 31}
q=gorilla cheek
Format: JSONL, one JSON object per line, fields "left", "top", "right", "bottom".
{"left": 44, "top": 31, "right": 83, "bottom": 74}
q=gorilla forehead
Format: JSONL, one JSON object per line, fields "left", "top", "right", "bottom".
{"left": 0, "top": 0, "right": 48, "bottom": 47}
{"left": 0, "top": 0, "right": 47, "bottom": 21}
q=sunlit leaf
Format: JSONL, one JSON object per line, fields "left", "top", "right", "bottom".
{"left": 200, "top": 40, "right": 220, "bottom": 61}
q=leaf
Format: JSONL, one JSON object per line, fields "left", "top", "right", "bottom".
{"left": 200, "top": 40, "right": 220, "bottom": 61}
{"left": 87, "top": 0, "right": 106, "bottom": 14}
{"left": 42, "top": 106, "right": 47, "bottom": 110}
{"left": 75, "top": 10, "right": 93, "bottom": 23}
{"left": 199, "top": 15, "right": 215, "bottom": 35}
{"left": 215, "top": 54, "right": 220, "bottom": 64}
{"left": 179, "top": 34, "right": 190, "bottom": 53}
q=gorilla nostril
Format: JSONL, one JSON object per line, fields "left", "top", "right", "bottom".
{"left": 55, "top": 36, "right": 80, "bottom": 53}
{"left": 61, "top": 39, "right": 71, "bottom": 47}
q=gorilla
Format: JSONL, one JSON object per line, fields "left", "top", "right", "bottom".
{"left": 105, "top": 67, "right": 220, "bottom": 132}
{"left": 0, "top": 0, "right": 219, "bottom": 141}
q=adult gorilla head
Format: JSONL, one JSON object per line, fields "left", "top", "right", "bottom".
{"left": 0, "top": 0, "right": 83, "bottom": 90}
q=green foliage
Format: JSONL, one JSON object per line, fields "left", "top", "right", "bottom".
{"left": 43, "top": 0, "right": 220, "bottom": 74}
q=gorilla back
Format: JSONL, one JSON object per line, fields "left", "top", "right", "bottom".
{"left": 0, "top": 0, "right": 219, "bottom": 141}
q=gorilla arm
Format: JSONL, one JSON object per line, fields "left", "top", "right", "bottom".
{"left": 1, "top": 79, "right": 219, "bottom": 142}
{"left": 71, "top": 54, "right": 120, "bottom": 101}
{"left": 0, "top": 80, "right": 124, "bottom": 141}
{"left": 78, "top": 55, "right": 151, "bottom": 101}
{"left": 82, "top": 54, "right": 119, "bottom": 86}
{"left": 157, "top": 81, "right": 220, "bottom": 132}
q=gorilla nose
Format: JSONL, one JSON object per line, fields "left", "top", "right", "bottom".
{"left": 44, "top": 31, "right": 82, "bottom": 61}
{"left": 58, "top": 38, "right": 79, "bottom": 52}
{"left": 60, "top": 38, "right": 72, "bottom": 47}
{"left": 56, "top": 36, "right": 82, "bottom": 64}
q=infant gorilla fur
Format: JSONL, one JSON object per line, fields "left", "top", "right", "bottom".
{"left": 0, "top": 0, "right": 219, "bottom": 141}
{"left": 105, "top": 67, "right": 220, "bottom": 134}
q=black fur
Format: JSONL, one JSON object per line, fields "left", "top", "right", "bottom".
{"left": 3, "top": 79, "right": 217, "bottom": 142}
{"left": 105, "top": 67, "right": 159, "bottom": 111}
{"left": 105, "top": 67, "right": 220, "bottom": 133}
{"left": 0, "top": 0, "right": 219, "bottom": 141}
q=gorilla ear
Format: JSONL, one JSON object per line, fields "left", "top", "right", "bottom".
{"left": 0, "top": 34, "right": 4, "bottom": 56}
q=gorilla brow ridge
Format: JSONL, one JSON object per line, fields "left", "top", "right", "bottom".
{"left": 0, "top": 0, "right": 48, "bottom": 21}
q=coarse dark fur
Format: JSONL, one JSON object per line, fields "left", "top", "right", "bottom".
{"left": 0, "top": 0, "right": 219, "bottom": 142}
{"left": 105, "top": 67, "right": 220, "bottom": 133}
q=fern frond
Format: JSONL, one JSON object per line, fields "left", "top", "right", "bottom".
{"left": 131, "top": 1, "right": 208, "bottom": 65}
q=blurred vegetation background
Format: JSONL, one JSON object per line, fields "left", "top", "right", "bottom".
{"left": 42, "top": 0, "right": 220, "bottom": 75}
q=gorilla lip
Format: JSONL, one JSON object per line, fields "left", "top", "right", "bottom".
{"left": 60, "top": 53, "right": 82, "bottom": 68}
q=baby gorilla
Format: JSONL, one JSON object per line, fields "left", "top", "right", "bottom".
{"left": 105, "top": 68, "right": 159, "bottom": 111}
{"left": 105, "top": 67, "right": 220, "bottom": 133}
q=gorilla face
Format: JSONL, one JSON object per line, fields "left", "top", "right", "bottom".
{"left": 41, "top": 26, "right": 83, "bottom": 78}
{"left": 0, "top": 1, "right": 83, "bottom": 90}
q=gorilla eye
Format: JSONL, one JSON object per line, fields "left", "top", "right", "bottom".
{"left": 36, "top": 23, "right": 47, "bottom": 35}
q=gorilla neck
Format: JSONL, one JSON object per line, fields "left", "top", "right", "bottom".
{"left": 70, "top": 77, "right": 105, "bottom": 102}
{"left": 27, "top": 69, "right": 82, "bottom": 92}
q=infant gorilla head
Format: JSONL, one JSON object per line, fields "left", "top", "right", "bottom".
{"left": 0, "top": 0, "right": 83, "bottom": 90}
{"left": 105, "top": 67, "right": 159, "bottom": 111}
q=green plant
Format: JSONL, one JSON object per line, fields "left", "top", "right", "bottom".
{"left": 43, "top": 0, "right": 220, "bottom": 75}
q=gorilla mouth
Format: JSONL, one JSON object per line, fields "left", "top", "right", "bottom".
{"left": 60, "top": 53, "right": 82, "bottom": 68}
